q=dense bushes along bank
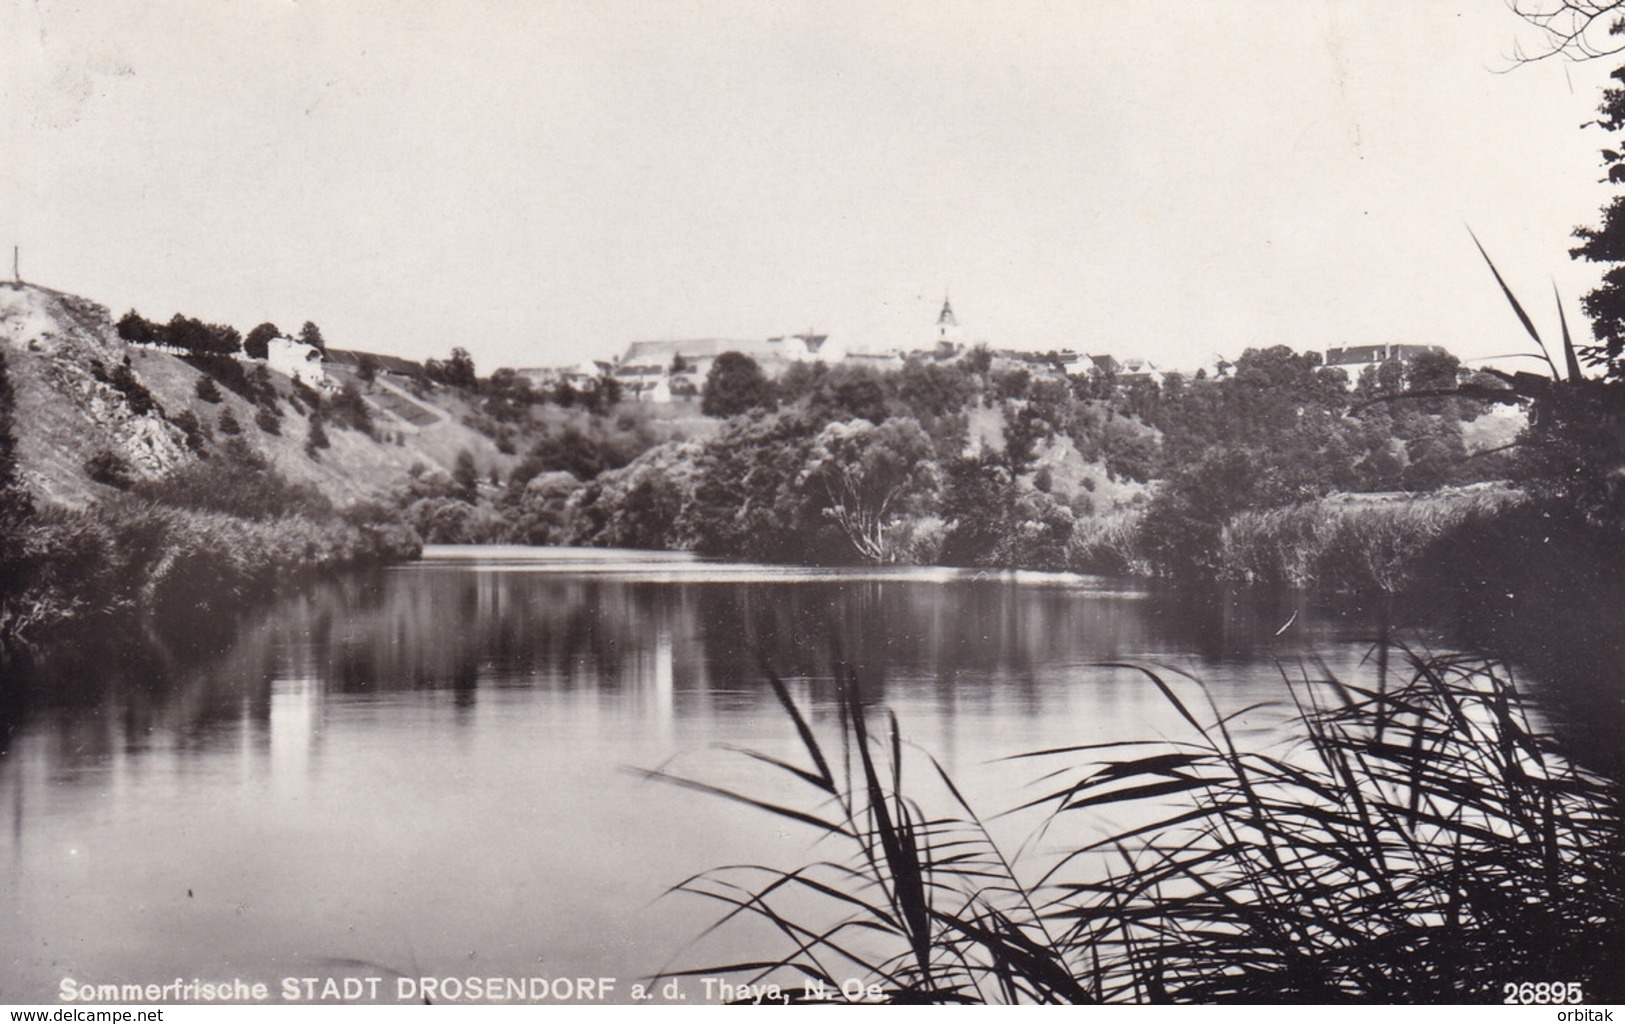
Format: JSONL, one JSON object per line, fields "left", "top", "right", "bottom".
{"left": 0, "top": 436, "right": 419, "bottom": 660}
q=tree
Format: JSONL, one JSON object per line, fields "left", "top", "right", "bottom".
{"left": 218, "top": 408, "right": 242, "bottom": 436}
{"left": 938, "top": 454, "right": 1016, "bottom": 565}
{"left": 1140, "top": 448, "right": 1274, "bottom": 578}
{"left": 299, "top": 321, "right": 327, "bottom": 353}
{"left": 804, "top": 364, "right": 890, "bottom": 425}
{"left": 244, "top": 322, "right": 280, "bottom": 360}
{"left": 563, "top": 442, "right": 702, "bottom": 550}
{"left": 896, "top": 359, "right": 974, "bottom": 420}
{"left": 116, "top": 310, "right": 156, "bottom": 346}
{"left": 1510, "top": 1, "right": 1625, "bottom": 61}
{"left": 479, "top": 367, "right": 539, "bottom": 424}
{"left": 1509, "top": 5, "right": 1625, "bottom": 376}
{"left": 195, "top": 375, "right": 223, "bottom": 403}
{"left": 109, "top": 363, "right": 159, "bottom": 416}
{"left": 962, "top": 344, "right": 993, "bottom": 376}
{"left": 164, "top": 314, "right": 241, "bottom": 357}
{"left": 305, "top": 413, "right": 330, "bottom": 457}
{"left": 1400, "top": 349, "right": 1468, "bottom": 419}
{"left": 426, "top": 347, "right": 477, "bottom": 390}
{"left": 1568, "top": 64, "right": 1625, "bottom": 378}
{"left": 357, "top": 353, "right": 379, "bottom": 384}
{"left": 171, "top": 409, "right": 209, "bottom": 452}
{"left": 447, "top": 347, "right": 477, "bottom": 389}
{"left": 453, "top": 449, "right": 480, "bottom": 503}
{"left": 799, "top": 417, "right": 939, "bottom": 563}
{"left": 250, "top": 363, "right": 278, "bottom": 406}
{"left": 1355, "top": 360, "right": 1407, "bottom": 403}
{"left": 993, "top": 366, "right": 1032, "bottom": 402}
{"left": 701, "top": 352, "right": 776, "bottom": 418}
{"left": 1402, "top": 419, "right": 1467, "bottom": 491}
{"left": 328, "top": 379, "right": 375, "bottom": 436}
{"left": 509, "top": 421, "right": 649, "bottom": 485}
{"left": 687, "top": 414, "right": 835, "bottom": 562}
{"left": 1497, "top": 10, "right": 1625, "bottom": 523}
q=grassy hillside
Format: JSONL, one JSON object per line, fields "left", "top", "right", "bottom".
{"left": 0, "top": 281, "right": 514, "bottom": 510}
{"left": 0, "top": 280, "right": 595, "bottom": 655}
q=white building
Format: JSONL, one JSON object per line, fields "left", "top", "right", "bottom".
{"left": 1323, "top": 343, "right": 1446, "bottom": 386}
{"left": 1116, "top": 356, "right": 1164, "bottom": 386}
{"left": 266, "top": 336, "right": 328, "bottom": 389}
{"left": 609, "top": 332, "right": 845, "bottom": 402}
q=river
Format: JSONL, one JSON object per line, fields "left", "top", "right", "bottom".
{"left": 0, "top": 546, "right": 1480, "bottom": 1003}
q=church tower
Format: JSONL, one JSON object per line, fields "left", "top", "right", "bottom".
{"left": 936, "top": 294, "right": 958, "bottom": 344}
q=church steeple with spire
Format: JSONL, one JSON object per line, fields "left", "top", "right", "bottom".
{"left": 936, "top": 294, "right": 958, "bottom": 343}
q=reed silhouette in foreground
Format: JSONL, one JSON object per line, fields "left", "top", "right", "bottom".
{"left": 643, "top": 650, "right": 1622, "bottom": 1003}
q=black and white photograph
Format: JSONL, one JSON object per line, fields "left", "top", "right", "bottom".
{"left": 2, "top": 0, "right": 1623, "bottom": 1010}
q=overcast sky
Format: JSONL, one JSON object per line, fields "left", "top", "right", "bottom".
{"left": 2, "top": 1, "right": 1619, "bottom": 373}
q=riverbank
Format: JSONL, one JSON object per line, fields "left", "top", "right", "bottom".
{"left": 0, "top": 284, "right": 451, "bottom": 663}
{"left": 1, "top": 444, "right": 420, "bottom": 663}
{"left": 1063, "top": 485, "right": 1522, "bottom": 588}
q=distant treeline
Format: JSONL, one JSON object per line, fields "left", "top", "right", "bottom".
{"left": 400, "top": 343, "right": 1527, "bottom": 591}
{"left": 116, "top": 309, "right": 327, "bottom": 359}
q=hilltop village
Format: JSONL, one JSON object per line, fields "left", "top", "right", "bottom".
{"left": 163, "top": 294, "right": 1458, "bottom": 408}
{"left": 519, "top": 298, "right": 1456, "bottom": 405}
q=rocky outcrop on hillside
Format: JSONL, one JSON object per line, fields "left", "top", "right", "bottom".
{"left": 1, "top": 283, "right": 190, "bottom": 504}
{"left": 0, "top": 280, "right": 515, "bottom": 510}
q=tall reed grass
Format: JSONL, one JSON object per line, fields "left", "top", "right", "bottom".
{"left": 647, "top": 648, "right": 1621, "bottom": 1003}
{"left": 1066, "top": 507, "right": 1150, "bottom": 577}
{"left": 1218, "top": 488, "right": 1518, "bottom": 591}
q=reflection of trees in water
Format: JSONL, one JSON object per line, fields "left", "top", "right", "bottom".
{"left": 692, "top": 577, "right": 1364, "bottom": 698}
{"left": 0, "top": 561, "right": 1396, "bottom": 773}
{"left": 683, "top": 577, "right": 1310, "bottom": 711}
{"left": 28, "top": 569, "right": 698, "bottom": 750}
{"left": 0, "top": 630, "right": 275, "bottom": 764}
{"left": 281, "top": 569, "right": 683, "bottom": 697}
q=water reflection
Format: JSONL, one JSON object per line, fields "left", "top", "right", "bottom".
{"left": 0, "top": 548, "right": 1428, "bottom": 1002}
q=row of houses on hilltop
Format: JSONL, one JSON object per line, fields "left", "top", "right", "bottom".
{"left": 512, "top": 295, "right": 1458, "bottom": 404}
{"left": 1050, "top": 352, "right": 1171, "bottom": 384}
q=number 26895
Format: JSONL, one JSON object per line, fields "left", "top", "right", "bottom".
{"left": 1504, "top": 981, "right": 1583, "bottom": 1004}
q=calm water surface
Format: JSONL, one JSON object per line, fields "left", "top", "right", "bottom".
{"left": 0, "top": 546, "right": 1446, "bottom": 1003}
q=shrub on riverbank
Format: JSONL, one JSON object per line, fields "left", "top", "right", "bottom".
{"left": 654, "top": 651, "right": 1623, "bottom": 1003}
{"left": 1216, "top": 488, "right": 1518, "bottom": 591}
{"left": 133, "top": 439, "right": 334, "bottom": 519}
{"left": 562, "top": 440, "right": 704, "bottom": 550}
{"left": 1058, "top": 487, "right": 1519, "bottom": 593}
{"left": 0, "top": 450, "right": 420, "bottom": 657}
{"left": 1065, "top": 506, "right": 1149, "bottom": 575}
